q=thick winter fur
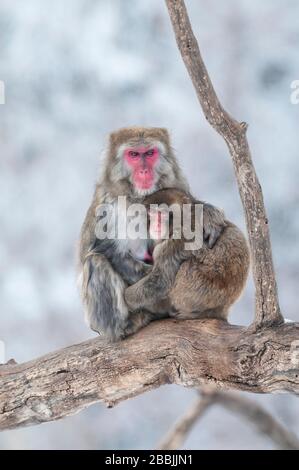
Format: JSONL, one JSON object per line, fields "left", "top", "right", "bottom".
{"left": 78, "top": 127, "right": 227, "bottom": 341}
{"left": 124, "top": 188, "right": 250, "bottom": 323}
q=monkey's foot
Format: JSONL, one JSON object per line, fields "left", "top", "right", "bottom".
{"left": 124, "top": 285, "right": 142, "bottom": 312}
{"left": 122, "top": 311, "right": 154, "bottom": 338}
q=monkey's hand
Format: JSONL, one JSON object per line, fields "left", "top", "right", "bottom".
{"left": 133, "top": 260, "right": 153, "bottom": 279}
{"left": 203, "top": 203, "right": 227, "bottom": 248}
{"left": 125, "top": 239, "right": 187, "bottom": 311}
{"left": 124, "top": 283, "right": 144, "bottom": 312}
{"left": 111, "top": 255, "right": 152, "bottom": 285}
{"left": 122, "top": 258, "right": 153, "bottom": 285}
{"left": 124, "top": 267, "right": 168, "bottom": 312}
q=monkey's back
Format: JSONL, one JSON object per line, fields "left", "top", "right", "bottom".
{"left": 168, "top": 221, "right": 250, "bottom": 319}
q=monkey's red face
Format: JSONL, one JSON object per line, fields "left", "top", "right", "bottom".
{"left": 124, "top": 146, "right": 159, "bottom": 191}
{"left": 149, "top": 209, "right": 169, "bottom": 241}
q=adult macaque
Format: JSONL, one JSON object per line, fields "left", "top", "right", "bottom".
{"left": 125, "top": 188, "right": 250, "bottom": 321}
{"left": 79, "top": 127, "right": 226, "bottom": 341}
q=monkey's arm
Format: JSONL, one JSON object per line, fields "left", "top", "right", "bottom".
{"left": 110, "top": 254, "right": 152, "bottom": 285}
{"left": 80, "top": 198, "right": 151, "bottom": 285}
{"left": 124, "top": 239, "right": 187, "bottom": 311}
{"left": 201, "top": 202, "right": 227, "bottom": 248}
{"left": 80, "top": 196, "right": 154, "bottom": 339}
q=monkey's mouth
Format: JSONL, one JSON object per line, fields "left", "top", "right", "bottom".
{"left": 143, "top": 251, "right": 153, "bottom": 264}
{"left": 134, "top": 185, "right": 157, "bottom": 197}
{"left": 134, "top": 170, "right": 156, "bottom": 190}
{"left": 135, "top": 180, "right": 154, "bottom": 190}
{"left": 143, "top": 244, "right": 154, "bottom": 264}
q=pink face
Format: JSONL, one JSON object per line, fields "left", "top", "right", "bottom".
{"left": 124, "top": 146, "right": 159, "bottom": 191}
{"left": 149, "top": 209, "right": 168, "bottom": 240}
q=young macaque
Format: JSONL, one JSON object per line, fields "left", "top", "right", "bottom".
{"left": 124, "top": 188, "right": 250, "bottom": 321}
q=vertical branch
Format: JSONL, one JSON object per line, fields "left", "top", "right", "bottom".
{"left": 165, "top": 0, "right": 283, "bottom": 328}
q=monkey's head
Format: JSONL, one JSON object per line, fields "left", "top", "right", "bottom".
{"left": 144, "top": 188, "right": 195, "bottom": 243}
{"left": 103, "top": 127, "right": 188, "bottom": 197}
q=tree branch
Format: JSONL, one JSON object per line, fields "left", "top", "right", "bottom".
{"left": 0, "top": 319, "right": 298, "bottom": 431}
{"left": 157, "top": 389, "right": 299, "bottom": 450}
{"left": 165, "top": 0, "right": 283, "bottom": 328}
{"left": 213, "top": 390, "right": 299, "bottom": 450}
{"left": 157, "top": 394, "right": 214, "bottom": 450}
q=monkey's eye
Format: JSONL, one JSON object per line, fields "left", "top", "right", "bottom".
{"left": 145, "top": 149, "right": 154, "bottom": 156}
{"left": 129, "top": 151, "right": 139, "bottom": 157}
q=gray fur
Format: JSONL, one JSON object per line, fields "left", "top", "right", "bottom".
{"left": 78, "top": 128, "right": 227, "bottom": 341}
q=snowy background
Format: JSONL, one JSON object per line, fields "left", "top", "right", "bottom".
{"left": 1, "top": 0, "right": 299, "bottom": 449}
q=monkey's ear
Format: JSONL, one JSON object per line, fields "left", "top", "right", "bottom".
{"left": 159, "top": 127, "right": 169, "bottom": 136}
{"left": 109, "top": 131, "right": 118, "bottom": 146}
{"left": 159, "top": 128, "right": 170, "bottom": 139}
{"left": 108, "top": 130, "right": 123, "bottom": 154}
{"left": 155, "top": 127, "right": 171, "bottom": 147}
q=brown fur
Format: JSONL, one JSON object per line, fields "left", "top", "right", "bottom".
{"left": 78, "top": 128, "right": 228, "bottom": 341}
{"left": 124, "top": 188, "right": 250, "bottom": 322}
{"left": 109, "top": 126, "right": 171, "bottom": 151}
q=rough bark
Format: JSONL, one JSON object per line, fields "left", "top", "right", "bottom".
{"left": 1, "top": 319, "right": 298, "bottom": 431}
{"left": 165, "top": 0, "right": 283, "bottom": 328}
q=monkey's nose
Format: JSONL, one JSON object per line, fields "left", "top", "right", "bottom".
{"left": 139, "top": 169, "right": 149, "bottom": 175}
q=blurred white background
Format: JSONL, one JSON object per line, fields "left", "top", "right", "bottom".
{"left": 0, "top": 0, "right": 299, "bottom": 449}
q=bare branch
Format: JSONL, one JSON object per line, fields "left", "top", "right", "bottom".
{"left": 165, "top": 0, "right": 283, "bottom": 328}
{"left": 213, "top": 390, "right": 299, "bottom": 450}
{"left": 0, "top": 319, "right": 298, "bottom": 431}
{"left": 157, "top": 388, "right": 299, "bottom": 450}
{"left": 157, "top": 394, "right": 213, "bottom": 450}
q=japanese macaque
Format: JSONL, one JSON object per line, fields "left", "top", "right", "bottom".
{"left": 79, "top": 127, "right": 227, "bottom": 341}
{"left": 124, "top": 188, "right": 250, "bottom": 321}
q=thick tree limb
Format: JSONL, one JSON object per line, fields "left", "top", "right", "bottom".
{"left": 158, "top": 389, "right": 299, "bottom": 450}
{"left": 0, "top": 319, "right": 298, "bottom": 431}
{"left": 165, "top": 0, "right": 283, "bottom": 328}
